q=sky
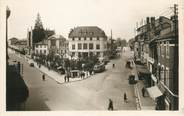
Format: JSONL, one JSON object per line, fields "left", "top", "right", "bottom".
{"left": 2, "top": 0, "right": 179, "bottom": 41}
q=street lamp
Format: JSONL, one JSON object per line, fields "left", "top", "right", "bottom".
{"left": 6, "top": 6, "right": 11, "bottom": 67}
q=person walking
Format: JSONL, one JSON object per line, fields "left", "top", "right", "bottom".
{"left": 112, "top": 63, "right": 115, "bottom": 68}
{"left": 42, "top": 74, "right": 45, "bottom": 81}
{"left": 108, "top": 99, "right": 114, "bottom": 111}
{"left": 64, "top": 75, "right": 67, "bottom": 82}
{"left": 142, "top": 87, "right": 145, "bottom": 97}
{"left": 124, "top": 92, "right": 128, "bottom": 103}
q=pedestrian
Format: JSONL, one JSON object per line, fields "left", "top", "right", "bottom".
{"left": 64, "top": 75, "right": 67, "bottom": 82}
{"left": 124, "top": 92, "right": 128, "bottom": 103}
{"left": 108, "top": 99, "right": 114, "bottom": 111}
{"left": 67, "top": 72, "right": 70, "bottom": 82}
{"left": 113, "top": 63, "right": 115, "bottom": 68}
{"left": 142, "top": 87, "right": 145, "bottom": 97}
{"left": 42, "top": 74, "right": 45, "bottom": 81}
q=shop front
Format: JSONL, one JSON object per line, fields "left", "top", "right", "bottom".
{"left": 146, "top": 85, "right": 166, "bottom": 110}
{"left": 136, "top": 64, "right": 151, "bottom": 87}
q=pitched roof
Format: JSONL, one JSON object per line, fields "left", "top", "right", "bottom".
{"left": 48, "top": 34, "right": 66, "bottom": 40}
{"left": 35, "top": 39, "right": 47, "bottom": 45}
{"left": 68, "top": 26, "right": 107, "bottom": 38}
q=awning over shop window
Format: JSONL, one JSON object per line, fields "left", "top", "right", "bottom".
{"left": 147, "top": 86, "right": 163, "bottom": 99}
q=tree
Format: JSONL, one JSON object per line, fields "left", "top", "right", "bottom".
{"left": 32, "top": 13, "right": 46, "bottom": 45}
{"left": 121, "top": 39, "right": 127, "bottom": 47}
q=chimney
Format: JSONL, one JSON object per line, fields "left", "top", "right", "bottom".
{"left": 151, "top": 17, "right": 155, "bottom": 28}
{"left": 146, "top": 17, "right": 150, "bottom": 24}
{"left": 151, "top": 17, "right": 155, "bottom": 24}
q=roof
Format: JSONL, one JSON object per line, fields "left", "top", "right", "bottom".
{"left": 9, "top": 38, "right": 18, "bottom": 40}
{"left": 48, "top": 34, "right": 66, "bottom": 40}
{"left": 68, "top": 26, "right": 107, "bottom": 38}
{"left": 35, "top": 39, "right": 47, "bottom": 45}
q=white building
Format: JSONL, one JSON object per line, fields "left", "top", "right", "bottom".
{"left": 47, "top": 35, "right": 67, "bottom": 55}
{"left": 34, "top": 40, "right": 48, "bottom": 55}
{"left": 68, "top": 26, "right": 107, "bottom": 58}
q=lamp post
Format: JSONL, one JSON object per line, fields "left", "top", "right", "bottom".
{"left": 6, "top": 6, "right": 11, "bottom": 67}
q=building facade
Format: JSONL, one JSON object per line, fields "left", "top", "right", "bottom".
{"left": 47, "top": 34, "right": 67, "bottom": 55}
{"left": 34, "top": 40, "right": 48, "bottom": 55}
{"left": 133, "top": 15, "right": 178, "bottom": 110}
{"left": 68, "top": 26, "right": 107, "bottom": 59}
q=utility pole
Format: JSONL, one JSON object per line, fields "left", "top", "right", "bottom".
{"left": 6, "top": 6, "right": 11, "bottom": 68}
{"left": 173, "top": 3, "right": 178, "bottom": 110}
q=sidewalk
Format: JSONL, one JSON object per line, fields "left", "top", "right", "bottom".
{"left": 132, "top": 61, "right": 155, "bottom": 110}
{"left": 29, "top": 59, "right": 93, "bottom": 84}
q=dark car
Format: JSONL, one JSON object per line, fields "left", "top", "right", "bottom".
{"left": 29, "top": 63, "right": 34, "bottom": 67}
{"left": 128, "top": 75, "right": 137, "bottom": 84}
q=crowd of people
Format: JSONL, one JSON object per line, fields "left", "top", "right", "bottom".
{"left": 32, "top": 53, "right": 100, "bottom": 82}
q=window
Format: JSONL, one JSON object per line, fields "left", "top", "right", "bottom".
{"left": 40, "top": 50, "right": 42, "bottom": 54}
{"left": 36, "top": 50, "right": 38, "bottom": 54}
{"left": 97, "top": 52, "right": 100, "bottom": 56}
{"left": 89, "top": 43, "right": 93, "bottom": 49}
{"left": 72, "top": 44, "right": 75, "bottom": 50}
{"left": 51, "top": 40, "right": 56, "bottom": 46}
{"left": 90, "top": 37, "right": 92, "bottom": 41}
{"left": 161, "top": 42, "right": 164, "bottom": 57}
{"left": 161, "top": 67, "right": 164, "bottom": 82}
{"left": 157, "top": 43, "right": 160, "bottom": 56}
{"left": 44, "top": 50, "right": 46, "bottom": 54}
{"left": 165, "top": 68, "right": 170, "bottom": 87}
{"left": 78, "top": 43, "right": 82, "bottom": 50}
{"left": 59, "top": 41, "right": 62, "bottom": 47}
{"left": 36, "top": 45, "right": 38, "bottom": 48}
{"left": 72, "top": 38, "right": 75, "bottom": 41}
{"left": 97, "top": 37, "right": 99, "bottom": 40}
{"left": 83, "top": 43, "right": 87, "bottom": 49}
{"left": 72, "top": 52, "right": 75, "bottom": 56}
{"left": 78, "top": 37, "right": 81, "bottom": 41}
{"left": 96, "top": 44, "right": 100, "bottom": 49}
{"left": 84, "top": 37, "right": 86, "bottom": 40}
{"left": 166, "top": 42, "right": 169, "bottom": 57}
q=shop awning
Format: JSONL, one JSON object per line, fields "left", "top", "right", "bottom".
{"left": 147, "top": 86, "right": 163, "bottom": 99}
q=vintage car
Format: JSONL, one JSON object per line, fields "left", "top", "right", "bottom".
{"left": 93, "top": 63, "right": 105, "bottom": 73}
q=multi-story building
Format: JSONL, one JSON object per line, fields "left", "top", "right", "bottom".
{"left": 34, "top": 40, "right": 48, "bottom": 55}
{"left": 134, "top": 15, "right": 178, "bottom": 110}
{"left": 47, "top": 34, "right": 67, "bottom": 55}
{"left": 148, "top": 15, "right": 178, "bottom": 110}
{"left": 68, "top": 26, "right": 107, "bottom": 59}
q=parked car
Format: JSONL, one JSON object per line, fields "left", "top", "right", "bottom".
{"left": 93, "top": 63, "right": 105, "bottom": 73}
{"left": 128, "top": 75, "right": 137, "bottom": 84}
{"left": 29, "top": 63, "right": 34, "bottom": 67}
{"left": 126, "top": 60, "right": 134, "bottom": 69}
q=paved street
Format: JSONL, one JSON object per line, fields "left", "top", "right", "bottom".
{"left": 8, "top": 49, "right": 136, "bottom": 110}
